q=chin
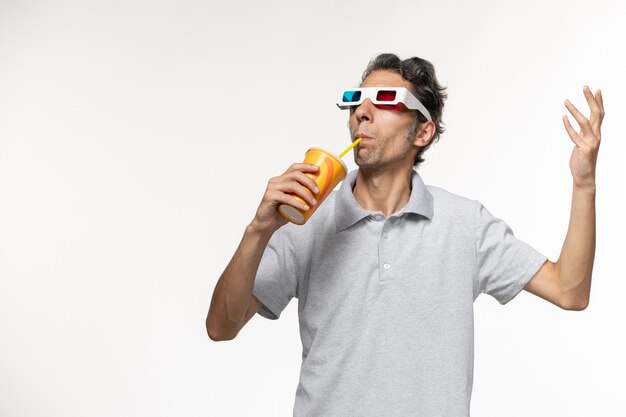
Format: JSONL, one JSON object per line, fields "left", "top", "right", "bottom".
{"left": 355, "top": 159, "right": 378, "bottom": 170}
{"left": 355, "top": 152, "right": 376, "bottom": 166}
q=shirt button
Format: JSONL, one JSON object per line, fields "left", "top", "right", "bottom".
{"left": 383, "top": 232, "right": 388, "bottom": 239}
{"left": 383, "top": 263, "right": 391, "bottom": 270}
{"left": 375, "top": 214, "right": 383, "bottom": 221}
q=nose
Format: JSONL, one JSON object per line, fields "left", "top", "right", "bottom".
{"left": 353, "top": 98, "right": 375, "bottom": 123}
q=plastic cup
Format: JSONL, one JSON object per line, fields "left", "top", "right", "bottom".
{"left": 278, "top": 148, "right": 348, "bottom": 225}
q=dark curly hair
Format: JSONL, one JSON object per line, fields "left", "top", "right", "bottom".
{"left": 361, "top": 53, "right": 447, "bottom": 167}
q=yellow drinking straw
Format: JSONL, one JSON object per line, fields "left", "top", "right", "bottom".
{"left": 339, "top": 137, "right": 362, "bottom": 158}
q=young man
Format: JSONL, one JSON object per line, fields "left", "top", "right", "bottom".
{"left": 207, "top": 54, "right": 604, "bottom": 416}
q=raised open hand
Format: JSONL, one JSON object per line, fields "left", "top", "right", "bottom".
{"left": 562, "top": 86, "right": 604, "bottom": 189}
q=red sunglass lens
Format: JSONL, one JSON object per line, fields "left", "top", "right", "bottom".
{"left": 376, "top": 90, "right": 397, "bottom": 102}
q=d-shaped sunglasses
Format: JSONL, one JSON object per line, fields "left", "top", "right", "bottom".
{"left": 336, "top": 87, "right": 432, "bottom": 121}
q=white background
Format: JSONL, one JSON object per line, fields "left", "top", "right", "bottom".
{"left": 1, "top": 0, "right": 625, "bottom": 416}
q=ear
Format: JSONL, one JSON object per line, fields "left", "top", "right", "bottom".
{"left": 411, "top": 121, "right": 436, "bottom": 148}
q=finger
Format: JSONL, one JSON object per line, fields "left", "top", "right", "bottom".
{"left": 269, "top": 190, "right": 312, "bottom": 212}
{"left": 562, "top": 115, "right": 584, "bottom": 148}
{"left": 270, "top": 172, "right": 319, "bottom": 204}
{"left": 274, "top": 171, "right": 319, "bottom": 193}
{"left": 595, "top": 89, "right": 605, "bottom": 120}
{"left": 583, "top": 85, "right": 600, "bottom": 114}
{"left": 280, "top": 181, "right": 318, "bottom": 206}
{"left": 583, "top": 86, "right": 603, "bottom": 138}
{"left": 282, "top": 163, "right": 319, "bottom": 175}
{"left": 564, "top": 99, "right": 593, "bottom": 137}
{"left": 594, "top": 90, "right": 605, "bottom": 140}
{"left": 292, "top": 170, "right": 321, "bottom": 195}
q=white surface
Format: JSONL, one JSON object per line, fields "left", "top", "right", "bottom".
{"left": 1, "top": 0, "right": 624, "bottom": 416}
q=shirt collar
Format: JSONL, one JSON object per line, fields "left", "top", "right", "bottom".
{"left": 334, "top": 169, "right": 434, "bottom": 232}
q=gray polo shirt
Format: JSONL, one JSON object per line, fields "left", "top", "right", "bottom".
{"left": 253, "top": 169, "right": 547, "bottom": 417}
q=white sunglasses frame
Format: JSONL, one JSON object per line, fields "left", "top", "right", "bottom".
{"left": 336, "top": 87, "right": 432, "bottom": 122}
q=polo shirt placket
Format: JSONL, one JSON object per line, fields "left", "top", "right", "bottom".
{"left": 377, "top": 215, "right": 395, "bottom": 282}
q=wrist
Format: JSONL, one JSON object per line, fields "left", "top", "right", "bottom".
{"left": 573, "top": 181, "right": 596, "bottom": 194}
{"left": 246, "top": 219, "right": 278, "bottom": 241}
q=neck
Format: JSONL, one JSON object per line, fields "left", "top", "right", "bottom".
{"left": 353, "top": 166, "right": 413, "bottom": 217}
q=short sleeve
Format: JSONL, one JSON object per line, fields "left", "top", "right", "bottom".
{"left": 474, "top": 201, "right": 547, "bottom": 305}
{"left": 252, "top": 226, "right": 300, "bottom": 320}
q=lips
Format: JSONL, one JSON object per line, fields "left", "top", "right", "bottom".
{"left": 355, "top": 133, "right": 373, "bottom": 142}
